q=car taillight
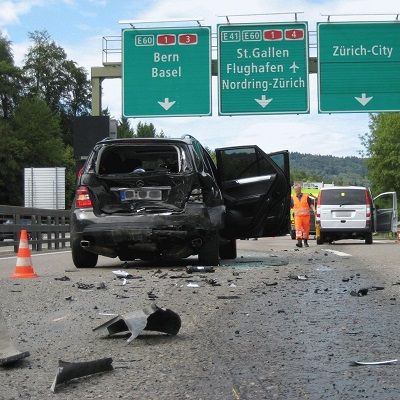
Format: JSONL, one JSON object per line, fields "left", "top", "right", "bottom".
{"left": 365, "top": 190, "right": 372, "bottom": 218}
{"left": 316, "top": 195, "right": 321, "bottom": 218}
{"left": 75, "top": 186, "right": 93, "bottom": 208}
{"left": 188, "top": 188, "right": 203, "bottom": 203}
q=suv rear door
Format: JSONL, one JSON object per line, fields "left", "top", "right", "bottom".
{"left": 373, "top": 192, "right": 397, "bottom": 233}
{"left": 215, "top": 146, "right": 290, "bottom": 239}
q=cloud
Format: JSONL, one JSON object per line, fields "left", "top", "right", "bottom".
{"left": 0, "top": 0, "right": 44, "bottom": 27}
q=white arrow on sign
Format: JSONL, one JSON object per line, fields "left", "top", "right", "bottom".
{"left": 158, "top": 98, "right": 176, "bottom": 110}
{"left": 354, "top": 93, "right": 373, "bottom": 106}
{"left": 255, "top": 95, "right": 273, "bottom": 108}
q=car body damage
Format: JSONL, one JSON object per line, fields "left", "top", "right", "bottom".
{"left": 70, "top": 136, "right": 290, "bottom": 267}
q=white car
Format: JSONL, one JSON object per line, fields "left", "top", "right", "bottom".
{"left": 315, "top": 186, "right": 397, "bottom": 244}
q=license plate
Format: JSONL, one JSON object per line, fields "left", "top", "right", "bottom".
{"left": 334, "top": 211, "right": 351, "bottom": 218}
{"left": 120, "top": 188, "right": 162, "bottom": 201}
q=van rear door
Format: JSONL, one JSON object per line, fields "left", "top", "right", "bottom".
{"left": 374, "top": 192, "right": 397, "bottom": 233}
{"left": 319, "top": 188, "right": 368, "bottom": 230}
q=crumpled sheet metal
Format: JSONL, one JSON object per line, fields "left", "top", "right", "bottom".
{"left": 0, "top": 312, "right": 30, "bottom": 366}
{"left": 93, "top": 304, "right": 181, "bottom": 343}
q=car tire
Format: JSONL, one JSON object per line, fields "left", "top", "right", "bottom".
{"left": 72, "top": 239, "right": 98, "bottom": 268}
{"left": 290, "top": 230, "right": 296, "bottom": 240}
{"left": 219, "top": 239, "right": 237, "bottom": 260}
{"left": 316, "top": 233, "right": 324, "bottom": 245}
{"left": 199, "top": 233, "right": 219, "bottom": 266}
{"left": 365, "top": 232, "right": 373, "bottom": 244}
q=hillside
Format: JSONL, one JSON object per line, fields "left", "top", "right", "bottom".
{"left": 289, "top": 152, "right": 369, "bottom": 186}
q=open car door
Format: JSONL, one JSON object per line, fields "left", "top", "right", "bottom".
{"left": 215, "top": 146, "right": 291, "bottom": 239}
{"left": 374, "top": 192, "right": 397, "bottom": 233}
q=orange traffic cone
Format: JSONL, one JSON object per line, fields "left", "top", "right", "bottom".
{"left": 10, "top": 229, "right": 38, "bottom": 279}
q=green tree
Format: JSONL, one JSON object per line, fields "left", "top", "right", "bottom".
{"left": 117, "top": 116, "right": 134, "bottom": 138}
{"left": 0, "top": 119, "right": 26, "bottom": 204}
{"left": 135, "top": 121, "right": 156, "bottom": 137}
{"left": 362, "top": 113, "right": 400, "bottom": 195}
{"left": 0, "top": 34, "right": 24, "bottom": 119}
{"left": 5, "top": 97, "right": 76, "bottom": 205}
{"left": 23, "top": 31, "right": 91, "bottom": 145}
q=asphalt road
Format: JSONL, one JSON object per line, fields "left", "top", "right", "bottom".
{"left": 1, "top": 236, "right": 400, "bottom": 399}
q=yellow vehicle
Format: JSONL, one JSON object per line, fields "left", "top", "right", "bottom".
{"left": 290, "top": 186, "right": 319, "bottom": 240}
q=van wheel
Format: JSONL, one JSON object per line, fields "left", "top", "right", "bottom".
{"left": 199, "top": 233, "right": 219, "bottom": 266}
{"left": 365, "top": 232, "right": 373, "bottom": 244}
{"left": 72, "top": 239, "right": 98, "bottom": 268}
{"left": 219, "top": 239, "right": 237, "bottom": 260}
{"left": 316, "top": 233, "right": 324, "bottom": 245}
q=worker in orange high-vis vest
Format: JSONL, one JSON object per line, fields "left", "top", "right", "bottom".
{"left": 291, "top": 183, "right": 315, "bottom": 248}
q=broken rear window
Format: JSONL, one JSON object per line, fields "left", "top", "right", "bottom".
{"left": 97, "top": 145, "right": 191, "bottom": 174}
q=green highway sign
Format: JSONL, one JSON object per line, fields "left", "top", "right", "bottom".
{"left": 318, "top": 22, "right": 400, "bottom": 113}
{"left": 122, "top": 27, "right": 211, "bottom": 117}
{"left": 218, "top": 22, "right": 309, "bottom": 115}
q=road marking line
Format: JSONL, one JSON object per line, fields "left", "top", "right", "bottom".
{"left": 323, "top": 249, "right": 351, "bottom": 257}
{"left": 0, "top": 250, "right": 71, "bottom": 260}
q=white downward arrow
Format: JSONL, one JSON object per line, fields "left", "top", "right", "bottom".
{"left": 158, "top": 98, "right": 176, "bottom": 110}
{"left": 255, "top": 95, "right": 273, "bottom": 108}
{"left": 355, "top": 93, "right": 373, "bottom": 106}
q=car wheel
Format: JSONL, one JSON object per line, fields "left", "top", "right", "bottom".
{"left": 365, "top": 232, "right": 373, "bottom": 244}
{"left": 290, "top": 230, "right": 296, "bottom": 240}
{"left": 72, "top": 239, "right": 98, "bottom": 268}
{"left": 316, "top": 232, "right": 324, "bottom": 245}
{"left": 198, "top": 233, "right": 219, "bottom": 266}
{"left": 219, "top": 239, "right": 237, "bottom": 260}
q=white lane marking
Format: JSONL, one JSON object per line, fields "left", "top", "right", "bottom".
{"left": 0, "top": 250, "right": 71, "bottom": 260}
{"left": 323, "top": 249, "right": 352, "bottom": 257}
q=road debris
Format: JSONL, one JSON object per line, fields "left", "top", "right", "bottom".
{"left": 350, "top": 359, "right": 398, "bottom": 366}
{"left": 50, "top": 357, "right": 113, "bottom": 392}
{"left": 217, "top": 295, "right": 240, "bottom": 300}
{"left": 288, "top": 274, "right": 308, "bottom": 281}
{"left": 186, "top": 266, "right": 215, "bottom": 273}
{"left": 54, "top": 276, "right": 70, "bottom": 281}
{"left": 0, "top": 312, "right": 30, "bottom": 366}
{"left": 187, "top": 283, "right": 199, "bottom": 288}
{"left": 93, "top": 304, "right": 181, "bottom": 343}
{"left": 96, "top": 282, "right": 107, "bottom": 290}
{"left": 75, "top": 282, "right": 95, "bottom": 290}
{"left": 206, "top": 278, "right": 221, "bottom": 287}
{"left": 263, "top": 281, "right": 278, "bottom": 286}
{"left": 112, "top": 270, "right": 134, "bottom": 279}
{"left": 350, "top": 286, "right": 385, "bottom": 297}
{"left": 147, "top": 289, "right": 158, "bottom": 299}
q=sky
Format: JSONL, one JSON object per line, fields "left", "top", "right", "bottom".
{"left": 0, "top": 0, "right": 398, "bottom": 157}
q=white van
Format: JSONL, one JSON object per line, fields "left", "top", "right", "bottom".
{"left": 315, "top": 186, "right": 397, "bottom": 244}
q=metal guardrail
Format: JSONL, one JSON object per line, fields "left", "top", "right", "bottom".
{"left": 0, "top": 205, "right": 70, "bottom": 252}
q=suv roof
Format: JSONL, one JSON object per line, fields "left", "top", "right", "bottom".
{"left": 95, "top": 136, "right": 194, "bottom": 147}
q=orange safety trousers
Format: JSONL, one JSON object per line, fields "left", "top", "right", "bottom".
{"left": 295, "top": 215, "right": 310, "bottom": 240}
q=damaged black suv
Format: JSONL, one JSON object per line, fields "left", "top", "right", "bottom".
{"left": 70, "top": 135, "right": 291, "bottom": 267}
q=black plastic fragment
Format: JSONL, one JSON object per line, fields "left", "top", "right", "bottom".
{"left": 50, "top": 357, "right": 113, "bottom": 392}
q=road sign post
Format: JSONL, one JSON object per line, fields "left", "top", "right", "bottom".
{"left": 218, "top": 22, "right": 309, "bottom": 115}
{"left": 122, "top": 27, "right": 211, "bottom": 117}
{"left": 318, "top": 22, "right": 400, "bottom": 113}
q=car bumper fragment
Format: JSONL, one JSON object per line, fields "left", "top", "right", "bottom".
{"left": 93, "top": 304, "right": 181, "bottom": 343}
